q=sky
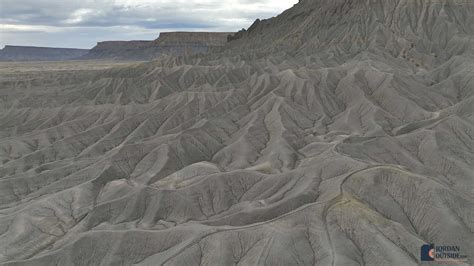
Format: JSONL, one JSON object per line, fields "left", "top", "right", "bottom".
{"left": 0, "top": 0, "right": 298, "bottom": 49}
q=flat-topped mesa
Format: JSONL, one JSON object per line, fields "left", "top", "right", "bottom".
{"left": 92, "top": 41, "right": 154, "bottom": 51}
{"left": 154, "top": 32, "right": 233, "bottom": 46}
{"left": 0, "top": 45, "right": 89, "bottom": 61}
{"left": 82, "top": 41, "right": 155, "bottom": 60}
{"left": 82, "top": 32, "right": 234, "bottom": 60}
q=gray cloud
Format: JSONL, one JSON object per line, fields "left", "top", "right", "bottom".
{"left": 0, "top": 0, "right": 297, "bottom": 48}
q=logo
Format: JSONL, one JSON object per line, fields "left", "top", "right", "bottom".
{"left": 420, "top": 244, "right": 468, "bottom": 263}
{"left": 421, "top": 244, "right": 435, "bottom": 261}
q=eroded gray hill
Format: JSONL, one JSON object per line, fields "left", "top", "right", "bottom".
{"left": 0, "top": 0, "right": 473, "bottom": 265}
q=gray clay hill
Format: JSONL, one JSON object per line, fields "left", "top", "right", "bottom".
{"left": 0, "top": 0, "right": 473, "bottom": 265}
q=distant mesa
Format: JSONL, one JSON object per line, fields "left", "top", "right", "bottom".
{"left": 1, "top": 32, "right": 233, "bottom": 62}
{"left": 82, "top": 32, "right": 233, "bottom": 60}
{"left": 92, "top": 41, "right": 153, "bottom": 51}
{"left": 155, "top": 32, "right": 231, "bottom": 46}
{"left": 0, "top": 45, "right": 89, "bottom": 61}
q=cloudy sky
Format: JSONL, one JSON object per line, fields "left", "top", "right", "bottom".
{"left": 0, "top": 0, "right": 297, "bottom": 49}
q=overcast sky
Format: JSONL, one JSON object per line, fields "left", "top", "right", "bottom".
{"left": 0, "top": 0, "right": 297, "bottom": 49}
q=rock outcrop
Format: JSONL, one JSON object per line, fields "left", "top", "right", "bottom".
{"left": 0, "top": 46, "right": 89, "bottom": 61}
{"left": 81, "top": 41, "right": 155, "bottom": 60}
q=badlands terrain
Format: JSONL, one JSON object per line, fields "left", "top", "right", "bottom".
{"left": 0, "top": 0, "right": 473, "bottom": 265}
